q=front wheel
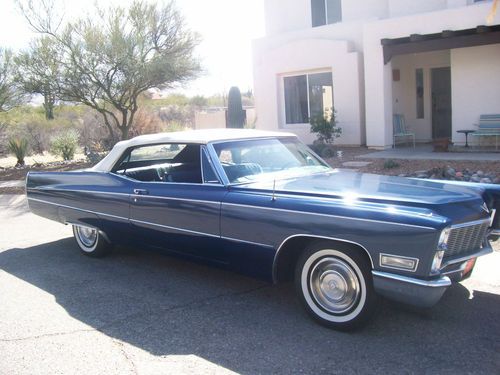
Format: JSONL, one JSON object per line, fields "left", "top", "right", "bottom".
{"left": 295, "top": 242, "right": 376, "bottom": 331}
{"left": 72, "top": 225, "right": 112, "bottom": 258}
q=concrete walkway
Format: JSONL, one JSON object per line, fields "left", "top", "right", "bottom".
{"left": 0, "top": 180, "right": 24, "bottom": 188}
{"left": 358, "top": 145, "right": 500, "bottom": 161}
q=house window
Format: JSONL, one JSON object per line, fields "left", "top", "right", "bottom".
{"left": 416, "top": 68, "right": 424, "bottom": 119}
{"left": 311, "top": 0, "right": 342, "bottom": 27}
{"left": 284, "top": 72, "right": 333, "bottom": 125}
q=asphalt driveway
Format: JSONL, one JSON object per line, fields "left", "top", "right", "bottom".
{"left": 1, "top": 194, "right": 499, "bottom": 375}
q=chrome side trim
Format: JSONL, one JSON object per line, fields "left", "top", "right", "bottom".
{"left": 220, "top": 236, "right": 273, "bottom": 248}
{"left": 490, "top": 229, "right": 500, "bottom": 236}
{"left": 28, "top": 187, "right": 131, "bottom": 197}
{"left": 222, "top": 202, "right": 436, "bottom": 230}
{"left": 27, "top": 197, "right": 129, "bottom": 222}
{"left": 440, "top": 246, "right": 493, "bottom": 268}
{"left": 379, "top": 253, "right": 419, "bottom": 273}
{"left": 272, "top": 234, "right": 374, "bottom": 284}
{"left": 372, "top": 270, "right": 452, "bottom": 288}
{"left": 129, "top": 218, "right": 220, "bottom": 238}
{"left": 29, "top": 187, "right": 222, "bottom": 206}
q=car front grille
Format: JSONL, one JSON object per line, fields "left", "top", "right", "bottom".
{"left": 445, "top": 220, "right": 490, "bottom": 258}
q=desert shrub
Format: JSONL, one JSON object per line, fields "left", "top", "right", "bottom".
{"left": 51, "top": 130, "right": 79, "bottom": 160}
{"left": 383, "top": 159, "right": 400, "bottom": 169}
{"left": 310, "top": 109, "right": 342, "bottom": 145}
{"left": 8, "top": 137, "right": 29, "bottom": 166}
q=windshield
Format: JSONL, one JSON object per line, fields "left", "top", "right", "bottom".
{"left": 212, "top": 137, "right": 331, "bottom": 184}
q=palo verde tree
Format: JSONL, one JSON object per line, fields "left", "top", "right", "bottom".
{"left": 18, "top": 0, "right": 201, "bottom": 141}
{"left": 15, "top": 37, "right": 61, "bottom": 120}
{"left": 0, "top": 47, "right": 25, "bottom": 112}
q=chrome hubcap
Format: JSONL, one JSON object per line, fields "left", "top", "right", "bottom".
{"left": 309, "top": 257, "right": 360, "bottom": 314}
{"left": 76, "top": 226, "right": 97, "bottom": 248}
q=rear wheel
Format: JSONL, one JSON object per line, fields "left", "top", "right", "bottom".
{"left": 72, "top": 225, "right": 111, "bottom": 257}
{"left": 295, "top": 241, "right": 376, "bottom": 331}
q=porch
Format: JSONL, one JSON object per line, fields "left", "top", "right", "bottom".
{"left": 363, "top": 8, "right": 500, "bottom": 149}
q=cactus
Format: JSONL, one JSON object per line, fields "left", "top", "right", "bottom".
{"left": 227, "top": 86, "right": 245, "bottom": 128}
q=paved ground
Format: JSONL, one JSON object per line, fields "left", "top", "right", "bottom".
{"left": 358, "top": 145, "right": 500, "bottom": 161}
{"left": 1, "top": 194, "right": 499, "bottom": 375}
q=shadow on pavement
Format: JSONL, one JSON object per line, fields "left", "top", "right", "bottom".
{"left": 1, "top": 239, "right": 499, "bottom": 374}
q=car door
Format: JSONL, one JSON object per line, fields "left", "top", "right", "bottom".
{"left": 125, "top": 144, "right": 228, "bottom": 262}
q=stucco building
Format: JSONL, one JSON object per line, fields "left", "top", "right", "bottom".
{"left": 252, "top": 0, "right": 500, "bottom": 148}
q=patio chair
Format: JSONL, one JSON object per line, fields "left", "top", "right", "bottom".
{"left": 393, "top": 114, "right": 415, "bottom": 148}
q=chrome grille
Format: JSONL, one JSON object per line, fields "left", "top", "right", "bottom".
{"left": 445, "top": 220, "right": 490, "bottom": 258}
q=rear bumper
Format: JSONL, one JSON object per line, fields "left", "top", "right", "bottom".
{"left": 372, "top": 271, "right": 451, "bottom": 308}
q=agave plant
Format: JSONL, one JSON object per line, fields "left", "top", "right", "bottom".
{"left": 8, "top": 138, "right": 29, "bottom": 167}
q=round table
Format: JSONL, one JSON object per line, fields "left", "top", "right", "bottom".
{"left": 456, "top": 130, "right": 476, "bottom": 147}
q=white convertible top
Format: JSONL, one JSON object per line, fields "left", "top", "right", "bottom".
{"left": 92, "top": 128, "right": 296, "bottom": 172}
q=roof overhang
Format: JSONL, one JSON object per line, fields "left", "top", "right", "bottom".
{"left": 382, "top": 25, "right": 500, "bottom": 64}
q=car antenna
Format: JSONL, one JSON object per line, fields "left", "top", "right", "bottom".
{"left": 272, "top": 178, "right": 276, "bottom": 201}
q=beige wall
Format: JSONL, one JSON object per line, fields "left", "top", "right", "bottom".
{"left": 253, "top": 38, "right": 364, "bottom": 145}
{"left": 451, "top": 44, "right": 500, "bottom": 145}
{"left": 194, "top": 111, "right": 226, "bottom": 130}
{"left": 392, "top": 51, "right": 450, "bottom": 142}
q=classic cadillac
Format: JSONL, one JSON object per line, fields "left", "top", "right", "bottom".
{"left": 26, "top": 129, "right": 499, "bottom": 330}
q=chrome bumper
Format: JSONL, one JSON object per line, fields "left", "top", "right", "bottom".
{"left": 372, "top": 244, "right": 493, "bottom": 308}
{"left": 372, "top": 271, "right": 451, "bottom": 308}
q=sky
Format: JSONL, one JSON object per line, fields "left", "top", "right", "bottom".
{"left": 0, "top": 0, "right": 266, "bottom": 97}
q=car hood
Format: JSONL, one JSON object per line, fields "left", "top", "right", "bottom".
{"left": 237, "top": 170, "right": 483, "bottom": 206}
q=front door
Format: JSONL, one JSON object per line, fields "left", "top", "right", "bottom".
{"left": 431, "top": 67, "right": 452, "bottom": 139}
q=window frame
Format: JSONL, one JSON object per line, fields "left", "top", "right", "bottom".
{"left": 281, "top": 70, "right": 334, "bottom": 127}
{"left": 311, "top": 0, "right": 342, "bottom": 27}
{"left": 110, "top": 142, "right": 223, "bottom": 186}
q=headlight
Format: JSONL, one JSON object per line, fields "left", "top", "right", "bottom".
{"left": 438, "top": 227, "right": 451, "bottom": 250}
{"left": 431, "top": 250, "right": 444, "bottom": 274}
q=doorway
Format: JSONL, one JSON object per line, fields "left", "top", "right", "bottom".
{"left": 431, "top": 67, "right": 452, "bottom": 139}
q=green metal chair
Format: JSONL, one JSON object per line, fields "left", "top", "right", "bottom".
{"left": 393, "top": 114, "right": 415, "bottom": 148}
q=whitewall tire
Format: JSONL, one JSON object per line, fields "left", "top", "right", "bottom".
{"left": 295, "top": 241, "right": 376, "bottom": 331}
{"left": 72, "top": 225, "right": 112, "bottom": 257}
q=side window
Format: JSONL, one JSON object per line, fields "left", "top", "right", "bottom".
{"left": 114, "top": 143, "right": 202, "bottom": 184}
{"left": 201, "top": 148, "right": 220, "bottom": 184}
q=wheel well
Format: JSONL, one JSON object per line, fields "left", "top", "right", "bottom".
{"left": 273, "top": 236, "right": 373, "bottom": 283}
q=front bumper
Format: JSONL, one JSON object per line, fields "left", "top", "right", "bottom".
{"left": 372, "top": 271, "right": 451, "bottom": 308}
{"left": 372, "top": 244, "right": 493, "bottom": 308}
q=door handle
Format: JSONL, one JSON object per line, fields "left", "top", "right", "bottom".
{"left": 133, "top": 189, "right": 149, "bottom": 195}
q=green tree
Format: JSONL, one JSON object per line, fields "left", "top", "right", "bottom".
{"left": 0, "top": 48, "right": 24, "bottom": 112}
{"left": 18, "top": 0, "right": 201, "bottom": 140}
{"left": 15, "top": 37, "right": 61, "bottom": 120}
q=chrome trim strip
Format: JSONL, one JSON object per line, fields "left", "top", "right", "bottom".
{"left": 133, "top": 194, "right": 220, "bottom": 205}
{"left": 490, "top": 208, "right": 496, "bottom": 227}
{"left": 130, "top": 218, "right": 220, "bottom": 239}
{"left": 220, "top": 236, "right": 273, "bottom": 248}
{"left": 272, "top": 234, "right": 374, "bottom": 283}
{"left": 440, "top": 246, "right": 493, "bottom": 268}
{"left": 28, "top": 187, "right": 131, "bottom": 197}
{"left": 379, "top": 253, "right": 419, "bottom": 272}
{"left": 490, "top": 229, "right": 500, "bottom": 236}
{"left": 27, "top": 197, "right": 129, "bottom": 222}
{"left": 222, "top": 202, "right": 436, "bottom": 230}
{"left": 450, "top": 218, "right": 490, "bottom": 229}
{"left": 372, "top": 270, "right": 452, "bottom": 288}
{"left": 29, "top": 187, "right": 222, "bottom": 206}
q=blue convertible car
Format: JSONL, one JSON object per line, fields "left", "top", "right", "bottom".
{"left": 26, "top": 129, "right": 499, "bottom": 330}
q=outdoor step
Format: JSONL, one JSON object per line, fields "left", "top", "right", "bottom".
{"left": 342, "top": 161, "right": 372, "bottom": 168}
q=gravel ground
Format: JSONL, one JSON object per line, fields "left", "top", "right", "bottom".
{"left": 325, "top": 146, "right": 500, "bottom": 177}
